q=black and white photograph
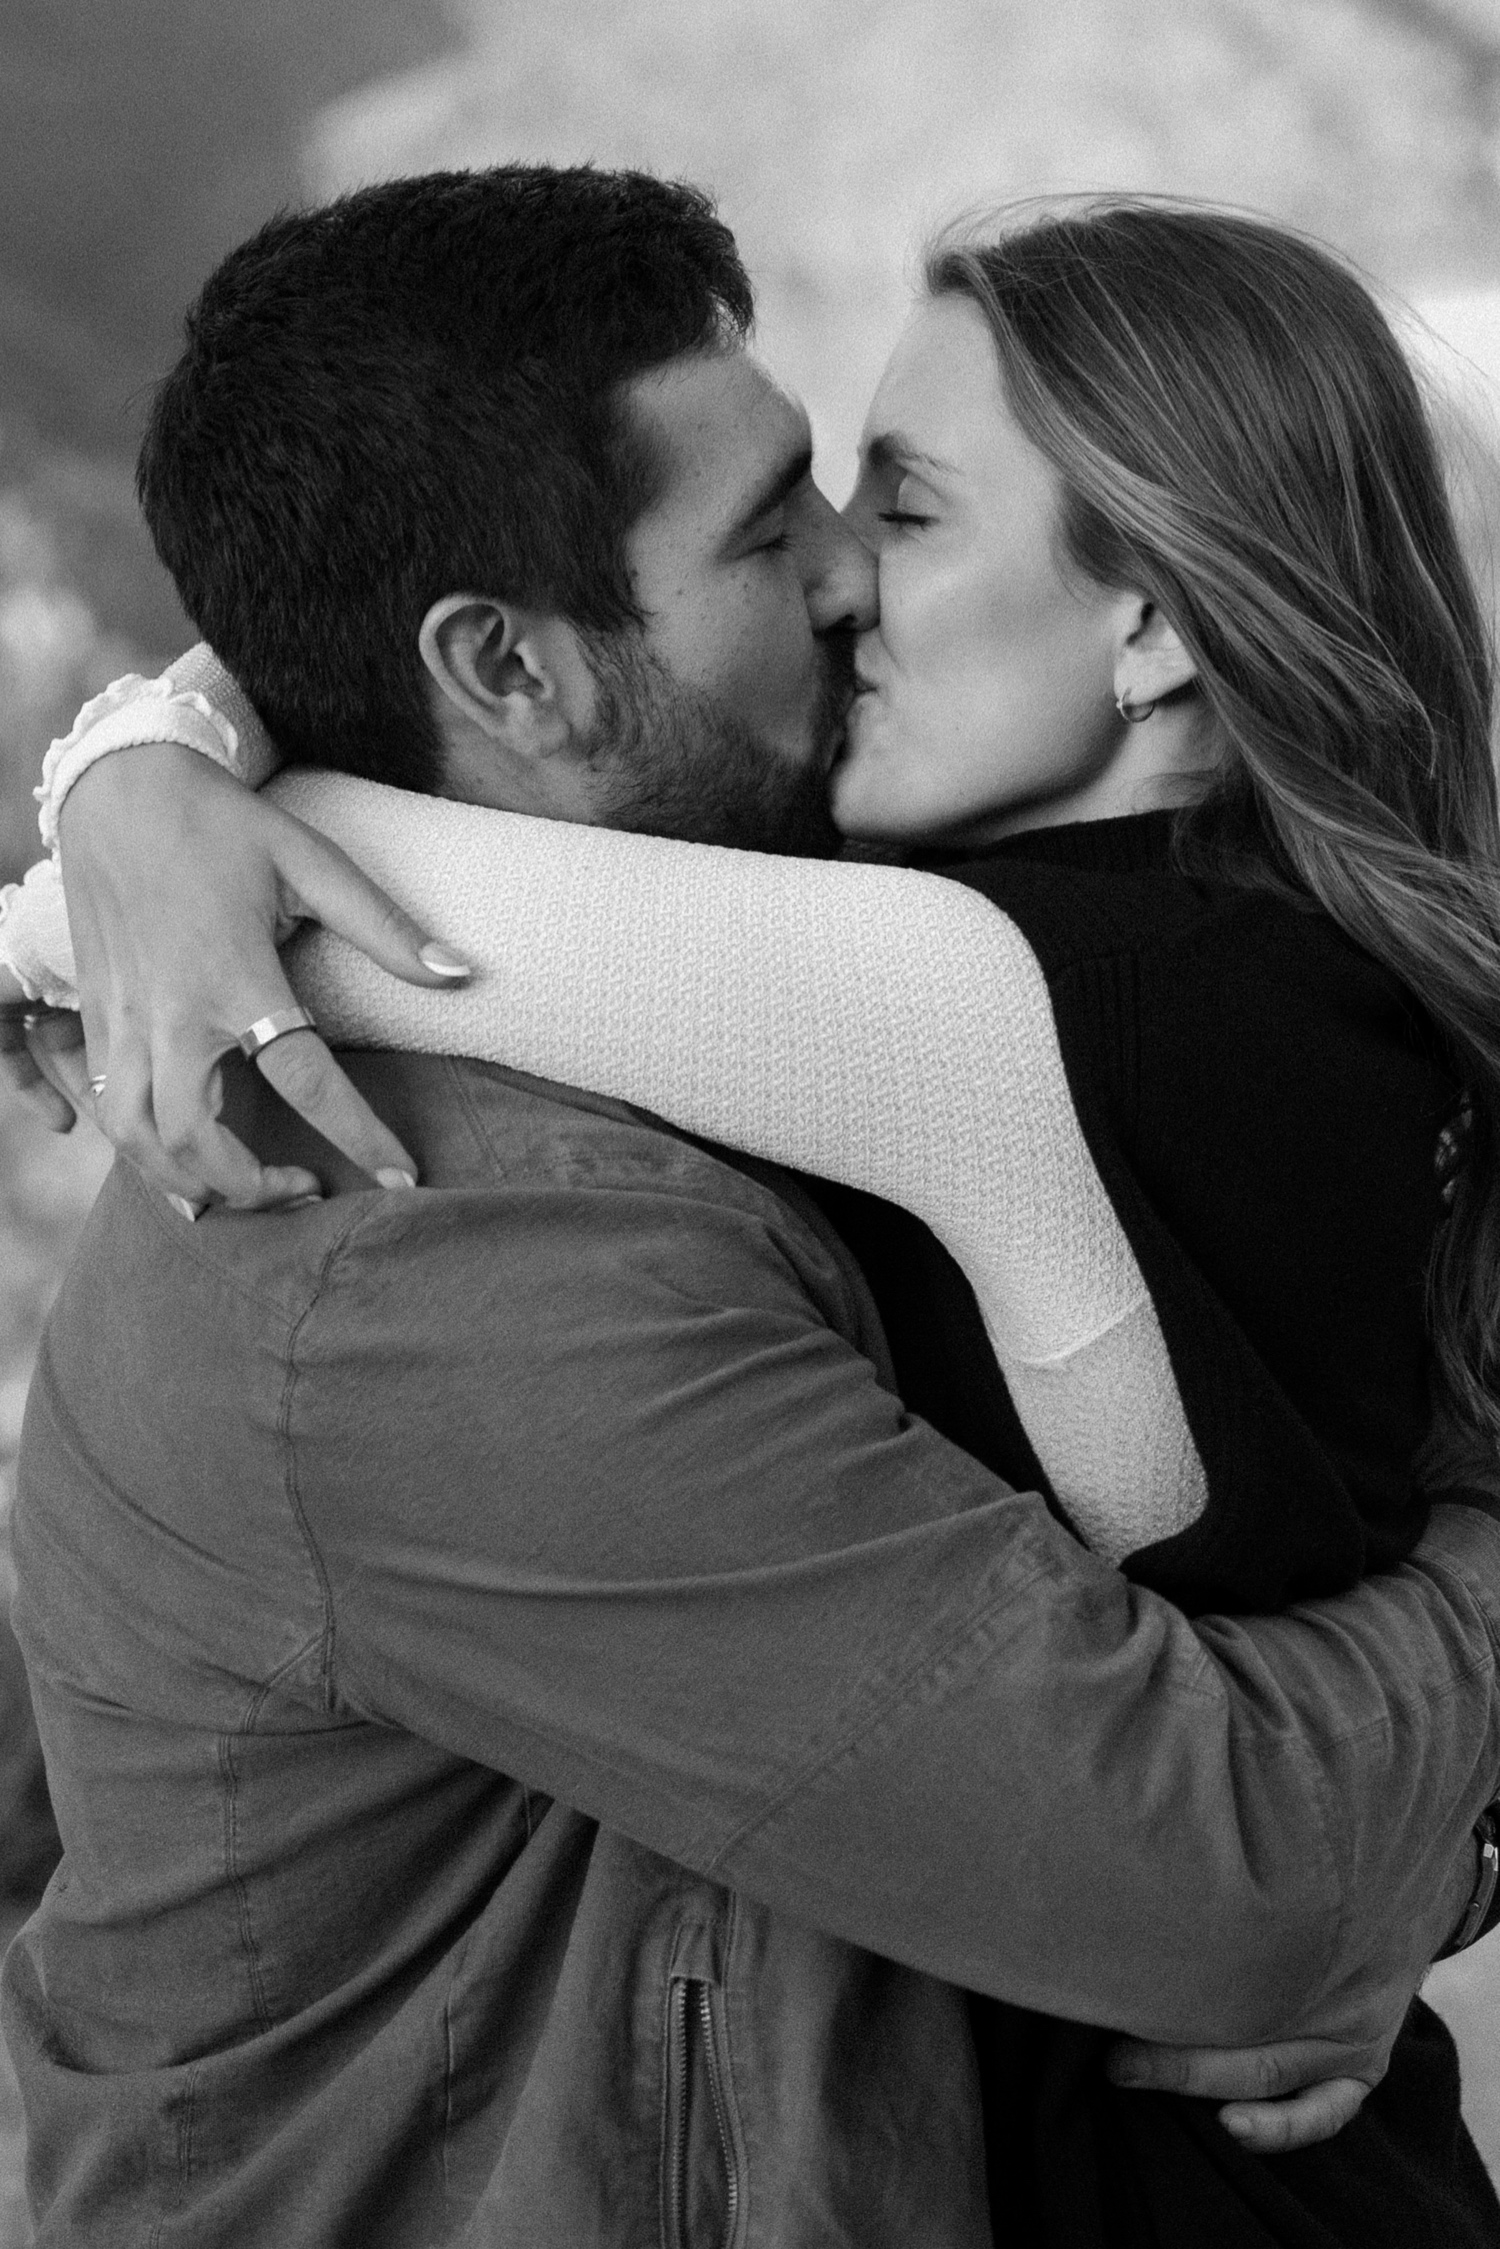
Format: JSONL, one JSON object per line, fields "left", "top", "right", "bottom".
{"left": 3, "top": 2, "right": 1500, "bottom": 2243}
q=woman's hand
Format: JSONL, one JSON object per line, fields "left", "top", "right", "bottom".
{"left": 1104, "top": 2033, "right": 1370, "bottom": 2152}
{"left": 0, "top": 971, "right": 82, "bottom": 1135}
{"left": 39, "top": 742, "right": 470, "bottom": 1210}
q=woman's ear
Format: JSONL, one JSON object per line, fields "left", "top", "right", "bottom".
{"left": 418, "top": 593, "right": 594, "bottom": 762}
{"left": 1114, "top": 598, "right": 1198, "bottom": 712}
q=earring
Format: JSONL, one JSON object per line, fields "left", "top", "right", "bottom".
{"left": 1115, "top": 692, "right": 1156, "bottom": 724}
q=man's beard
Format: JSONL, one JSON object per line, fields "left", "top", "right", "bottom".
{"left": 579, "top": 631, "right": 851, "bottom": 858}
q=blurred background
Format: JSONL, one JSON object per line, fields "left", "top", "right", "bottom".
{"left": 3, "top": 0, "right": 1500, "bottom": 2236}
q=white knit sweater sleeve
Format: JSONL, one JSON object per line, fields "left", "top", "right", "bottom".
{"left": 274, "top": 773, "right": 1208, "bottom": 1562}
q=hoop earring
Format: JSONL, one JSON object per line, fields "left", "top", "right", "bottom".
{"left": 1115, "top": 692, "right": 1156, "bottom": 725}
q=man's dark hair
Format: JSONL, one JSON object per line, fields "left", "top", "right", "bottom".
{"left": 136, "top": 166, "right": 755, "bottom": 790}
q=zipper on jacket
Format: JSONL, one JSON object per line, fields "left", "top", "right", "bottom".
{"left": 666, "top": 1975, "right": 739, "bottom": 2249}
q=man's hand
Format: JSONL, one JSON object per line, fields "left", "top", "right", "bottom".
{"left": 1104, "top": 2034, "right": 1370, "bottom": 2153}
{"left": 1106, "top": 1523, "right": 1499, "bottom": 2158}
{"left": 52, "top": 742, "right": 470, "bottom": 1210}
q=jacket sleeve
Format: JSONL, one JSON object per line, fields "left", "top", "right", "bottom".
{"left": 289, "top": 1172, "right": 1500, "bottom": 2076}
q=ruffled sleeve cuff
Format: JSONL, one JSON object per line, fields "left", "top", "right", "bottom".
{"left": 33, "top": 643, "right": 278, "bottom": 852}
{"left": 0, "top": 859, "right": 76, "bottom": 1009}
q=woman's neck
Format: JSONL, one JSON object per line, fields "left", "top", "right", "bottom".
{"left": 980, "top": 702, "right": 1217, "bottom": 844}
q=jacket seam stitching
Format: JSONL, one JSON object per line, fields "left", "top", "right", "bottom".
{"left": 219, "top": 1733, "right": 274, "bottom": 2034}
{"left": 442, "top": 1052, "right": 517, "bottom": 1175}
{"left": 441, "top": 1965, "right": 457, "bottom": 2206}
{"left": 721, "top": 1889, "right": 748, "bottom": 2248}
{"left": 216, "top": 1624, "right": 353, "bottom": 2042}
{"left": 703, "top": 1553, "right": 1087, "bottom": 1866}
{"left": 1316, "top": 1651, "right": 1494, "bottom": 1995}
{"left": 177, "top": 2065, "right": 199, "bottom": 2207}
{"left": 274, "top": 1208, "right": 380, "bottom": 1706}
{"left": 238, "top": 1629, "right": 328, "bottom": 1727}
{"left": 144, "top": 2060, "right": 201, "bottom": 2247}
{"left": 1418, "top": 1548, "right": 1500, "bottom": 1660}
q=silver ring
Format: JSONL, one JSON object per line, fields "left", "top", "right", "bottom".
{"left": 88, "top": 1075, "right": 107, "bottom": 1099}
{"left": 238, "top": 1006, "right": 318, "bottom": 1061}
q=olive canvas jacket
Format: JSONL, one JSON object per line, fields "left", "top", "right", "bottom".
{"left": 6, "top": 1051, "right": 1500, "bottom": 2247}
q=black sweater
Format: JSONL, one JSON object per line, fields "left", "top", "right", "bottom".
{"left": 826, "top": 809, "right": 1459, "bottom": 1615}
{"left": 813, "top": 810, "right": 1496, "bottom": 2249}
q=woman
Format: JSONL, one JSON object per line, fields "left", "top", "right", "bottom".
{"left": 6, "top": 200, "right": 1500, "bottom": 2241}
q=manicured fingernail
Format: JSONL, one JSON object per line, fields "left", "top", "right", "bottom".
{"left": 376, "top": 1168, "right": 417, "bottom": 1191}
{"left": 1221, "top": 2114, "right": 1254, "bottom": 2139}
{"left": 167, "top": 1195, "right": 201, "bottom": 1224}
{"left": 419, "top": 942, "right": 471, "bottom": 979}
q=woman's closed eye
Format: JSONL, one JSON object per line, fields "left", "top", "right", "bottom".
{"left": 875, "top": 474, "right": 936, "bottom": 531}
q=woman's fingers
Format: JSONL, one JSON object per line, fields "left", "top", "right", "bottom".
{"left": 62, "top": 879, "right": 115, "bottom": 1112}
{"left": 74, "top": 986, "right": 315, "bottom": 1212}
{"left": 138, "top": 1007, "right": 414, "bottom": 1207}
{"left": 156, "top": 1124, "right": 324, "bottom": 1217}
{"left": 269, "top": 813, "right": 471, "bottom": 987}
{"left": 0, "top": 1006, "right": 78, "bottom": 1134}
{"left": 92, "top": 1042, "right": 218, "bottom": 1202}
{"left": 99, "top": 994, "right": 422, "bottom": 1207}
{"left": 249, "top": 1029, "right": 418, "bottom": 1191}
{"left": 141, "top": 1063, "right": 322, "bottom": 1211}
{"left": 25, "top": 1008, "right": 93, "bottom": 1112}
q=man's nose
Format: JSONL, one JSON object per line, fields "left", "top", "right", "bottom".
{"left": 804, "top": 491, "right": 878, "bottom": 636}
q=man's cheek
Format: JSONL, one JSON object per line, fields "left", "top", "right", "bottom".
{"left": 737, "top": 666, "right": 812, "bottom": 747}
{"left": 776, "top": 635, "right": 829, "bottom": 734}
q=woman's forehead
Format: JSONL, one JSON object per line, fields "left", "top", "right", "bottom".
{"left": 861, "top": 295, "right": 1051, "bottom": 506}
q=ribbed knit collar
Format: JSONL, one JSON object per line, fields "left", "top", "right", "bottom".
{"left": 915, "top": 808, "right": 1177, "bottom": 878}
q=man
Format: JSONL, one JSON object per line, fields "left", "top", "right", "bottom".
{"left": 2, "top": 166, "right": 1499, "bottom": 2247}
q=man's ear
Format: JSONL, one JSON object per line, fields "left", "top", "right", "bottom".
{"left": 418, "top": 593, "right": 597, "bottom": 762}
{"left": 1113, "top": 598, "right": 1198, "bottom": 712}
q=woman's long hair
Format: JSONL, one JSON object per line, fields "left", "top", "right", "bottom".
{"left": 928, "top": 201, "right": 1500, "bottom": 1443}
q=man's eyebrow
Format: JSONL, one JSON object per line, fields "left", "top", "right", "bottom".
{"left": 725, "top": 443, "right": 814, "bottom": 540}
